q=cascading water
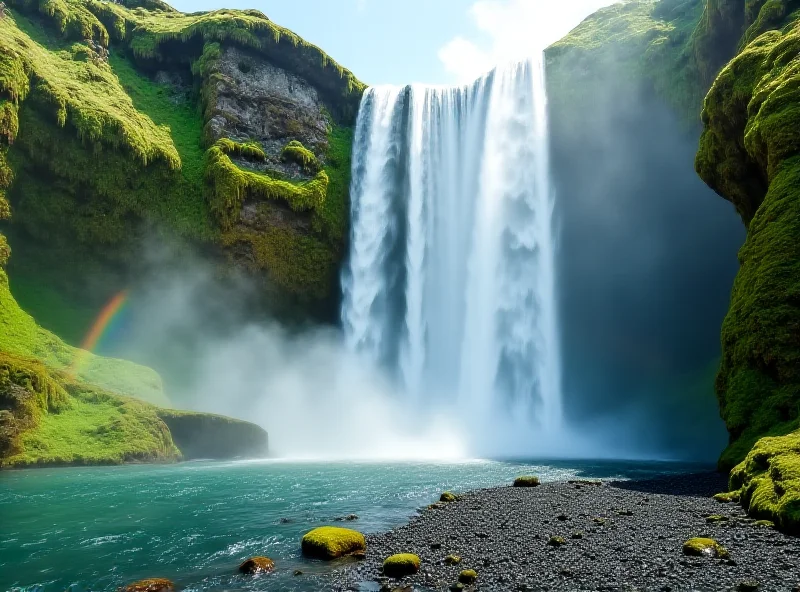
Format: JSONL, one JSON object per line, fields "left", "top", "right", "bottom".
{"left": 341, "top": 54, "right": 561, "bottom": 453}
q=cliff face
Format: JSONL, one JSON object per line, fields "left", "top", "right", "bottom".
{"left": 0, "top": 0, "right": 363, "bottom": 332}
{"left": 159, "top": 409, "right": 268, "bottom": 460}
{"left": 696, "top": 0, "right": 800, "bottom": 470}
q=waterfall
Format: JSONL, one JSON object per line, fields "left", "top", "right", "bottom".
{"left": 341, "top": 54, "right": 561, "bottom": 448}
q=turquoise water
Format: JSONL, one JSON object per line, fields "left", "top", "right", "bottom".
{"left": 1, "top": 459, "right": 712, "bottom": 591}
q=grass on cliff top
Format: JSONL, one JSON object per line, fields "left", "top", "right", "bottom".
{"left": 547, "top": 0, "right": 707, "bottom": 121}
{"left": 5, "top": 386, "right": 180, "bottom": 467}
{"left": 0, "top": 9, "right": 179, "bottom": 168}
{"left": 0, "top": 269, "right": 169, "bottom": 406}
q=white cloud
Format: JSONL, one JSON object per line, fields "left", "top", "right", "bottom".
{"left": 439, "top": 0, "right": 617, "bottom": 84}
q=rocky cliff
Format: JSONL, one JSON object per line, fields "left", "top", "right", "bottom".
{"left": 0, "top": 0, "right": 364, "bottom": 334}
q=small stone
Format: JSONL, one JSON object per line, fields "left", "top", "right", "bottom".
{"left": 449, "top": 584, "right": 464, "bottom": 592}
{"left": 557, "top": 513, "right": 569, "bottom": 521}
{"left": 617, "top": 509, "right": 633, "bottom": 516}
{"left": 430, "top": 542, "right": 442, "bottom": 550}
{"left": 737, "top": 580, "right": 759, "bottom": 592}
{"left": 754, "top": 520, "right": 774, "bottom": 528}
{"left": 293, "top": 570, "right": 303, "bottom": 576}
{"left": 444, "top": 554, "right": 462, "bottom": 565}
{"left": 458, "top": 569, "right": 478, "bottom": 585}
{"left": 238, "top": 556, "right": 275, "bottom": 574}
{"left": 706, "top": 514, "right": 729, "bottom": 523}
{"left": 548, "top": 536, "right": 566, "bottom": 547}
{"left": 571, "top": 531, "right": 584, "bottom": 539}
{"left": 593, "top": 517, "right": 607, "bottom": 525}
{"left": 383, "top": 553, "right": 421, "bottom": 578}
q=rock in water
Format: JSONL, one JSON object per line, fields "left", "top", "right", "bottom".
{"left": 238, "top": 556, "right": 275, "bottom": 574}
{"left": 513, "top": 476, "right": 540, "bottom": 487}
{"left": 383, "top": 554, "right": 421, "bottom": 578}
{"left": 682, "top": 537, "right": 730, "bottom": 559}
{"left": 301, "top": 526, "right": 366, "bottom": 560}
{"left": 122, "top": 579, "right": 175, "bottom": 592}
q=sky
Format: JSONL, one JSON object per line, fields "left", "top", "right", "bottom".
{"left": 169, "top": 0, "right": 617, "bottom": 86}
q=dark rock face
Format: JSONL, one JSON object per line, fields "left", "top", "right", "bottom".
{"left": 332, "top": 476, "right": 800, "bottom": 591}
{"left": 158, "top": 410, "right": 268, "bottom": 460}
{"left": 208, "top": 46, "right": 329, "bottom": 175}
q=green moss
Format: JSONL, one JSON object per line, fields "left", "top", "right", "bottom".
{"left": 301, "top": 526, "right": 366, "bottom": 560}
{"left": 440, "top": 491, "right": 457, "bottom": 503}
{"left": 383, "top": 554, "right": 420, "bottom": 578}
{"left": 444, "top": 554, "right": 462, "bottom": 565}
{"left": 315, "top": 119, "right": 352, "bottom": 245}
{"left": 514, "top": 475, "right": 541, "bottom": 487}
{"left": 547, "top": 0, "right": 708, "bottom": 123}
{"left": 206, "top": 138, "right": 328, "bottom": 230}
{"left": 728, "top": 430, "right": 800, "bottom": 534}
{"left": 281, "top": 140, "right": 319, "bottom": 172}
{"left": 458, "top": 570, "right": 478, "bottom": 585}
{"left": 696, "top": 15, "right": 800, "bottom": 468}
{"left": 705, "top": 514, "right": 729, "bottom": 522}
{"left": 682, "top": 537, "right": 730, "bottom": 558}
{"left": 5, "top": 384, "right": 180, "bottom": 467}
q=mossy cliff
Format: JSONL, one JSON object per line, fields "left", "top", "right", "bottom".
{"left": 0, "top": 0, "right": 364, "bottom": 332}
{"left": 689, "top": 0, "right": 800, "bottom": 532}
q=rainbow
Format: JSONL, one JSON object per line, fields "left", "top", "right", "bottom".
{"left": 70, "top": 290, "right": 129, "bottom": 375}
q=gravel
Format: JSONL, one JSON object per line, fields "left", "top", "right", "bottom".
{"left": 330, "top": 473, "right": 800, "bottom": 591}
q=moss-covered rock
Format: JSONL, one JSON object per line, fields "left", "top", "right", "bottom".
{"left": 383, "top": 553, "right": 420, "bottom": 578}
{"left": 440, "top": 491, "right": 457, "bottom": 502}
{"left": 513, "top": 476, "right": 540, "bottom": 487}
{"left": 444, "top": 554, "right": 462, "bottom": 565}
{"left": 682, "top": 537, "right": 730, "bottom": 558}
{"left": 458, "top": 569, "right": 478, "bottom": 585}
{"left": 301, "top": 526, "right": 366, "bottom": 560}
{"left": 548, "top": 535, "right": 566, "bottom": 547}
{"left": 726, "top": 430, "right": 800, "bottom": 534}
{"left": 238, "top": 556, "right": 275, "bottom": 574}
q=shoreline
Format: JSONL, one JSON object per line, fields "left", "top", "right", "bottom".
{"left": 331, "top": 472, "right": 799, "bottom": 591}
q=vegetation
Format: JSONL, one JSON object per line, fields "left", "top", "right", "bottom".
{"left": 383, "top": 554, "right": 421, "bottom": 578}
{"left": 301, "top": 526, "right": 366, "bottom": 560}
{"left": 696, "top": 7, "right": 800, "bottom": 470}
{"left": 458, "top": 570, "right": 478, "bottom": 585}
{"left": 440, "top": 491, "right": 457, "bottom": 502}
{"left": 546, "top": 0, "right": 710, "bottom": 123}
{"left": 281, "top": 140, "right": 320, "bottom": 173}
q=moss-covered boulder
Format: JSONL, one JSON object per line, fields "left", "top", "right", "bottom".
{"left": 440, "top": 491, "right": 457, "bottom": 503}
{"left": 548, "top": 535, "right": 566, "bottom": 547}
{"left": 458, "top": 569, "right": 478, "bottom": 585}
{"left": 513, "top": 476, "right": 540, "bottom": 487}
{"left": 727, "top": 430, "right": 800, "bottom": 534}
{"left": 301, "top": 526, "right": 366, "bottom": 560}
{"left": 122, "top": 579, "right": 175, "bottom": 592}
{"left": 382, "top": 553, "right": 420, "bottom": 578}
{"left": 682, "top": 537, "right": 730, "bottom": 559}
{"left": 238, "top": 556, "right": 275, "bottom": 574}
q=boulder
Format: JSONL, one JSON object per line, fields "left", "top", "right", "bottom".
{"left": 682, "top": 537, "right": 730, "bottom": 559}
{"left": 444, "top": 554, "right": 462, "bottom": 565}
{"left": 383, "top": 553, "right": 421, "bottom": 578}
{"left": 238, "top": 556, "right": 275, "bottom": 574}
{"left": 301, "top": 526, "right": 366, "bottom": 560}
{"left": 440, "top": 491, "right": 457, "bottom": 503}
{"left": 122, "top": 579, "right": 175, "bottom": 592}
{"left": 513, "top": 476, "right": 540, "bottom": 487}
{"left": 458, "top": 569, "right": 478, "bottom": 584}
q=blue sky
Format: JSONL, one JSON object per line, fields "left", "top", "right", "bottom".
{"left": 170, "top": 0, "right": 616, "bottom": 86}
